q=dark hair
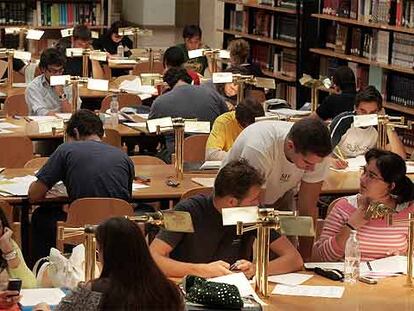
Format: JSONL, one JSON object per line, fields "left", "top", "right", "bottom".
{"left": 182, "top": 25, "right": 202, "bottom": 39}
{"left": 215, "top": 66, "right": 250, "bottom": 101}
{"left": 39, "top": 48, "right": 66, "bottom": 70}
{"left": 94, "top": 217, "right": 183, "bottom": 310}
{"left": 332, "top": 66, "right": 356, "bottom": 92}
{"left": 235, "top": 97, "right": 265, "bottom": 128}
{"left": 107, "top": 20, "right": 128, "bottom": 36}
{"left": 214, "top": 159, "right": 265, "bottom": 200}
{"left": 163, "top": 46, "right": 186, "bottom": 68}
{"left": 288, "top": 118, "right": 332, "bottom": 157}
{"left": 73, "top": 24, "right": 91, "bottom": 41}
{"left": 66, "top": 109, "right": 104, "bottom": 139}
{"left": 228, "top": 39, "right": 250, "bottom": 65}
{"left": 0, "top": 208, "right": 10, "bottom": 271}
{"left": 365, "top": 148, "right": 414, "bottom": 204}
{"left": 355, "top": 85, "right": 383, "bottom": 110}
{"left": 163, "top": 67, "right": 192, "bottom": 88}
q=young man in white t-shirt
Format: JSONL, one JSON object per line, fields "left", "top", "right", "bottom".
{"left": 330, "top": 86, "right": 406, "bottom": 169}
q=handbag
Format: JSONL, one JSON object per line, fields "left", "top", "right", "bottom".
{"left": 184, "top": 275, "right": 244, "bottom": 309}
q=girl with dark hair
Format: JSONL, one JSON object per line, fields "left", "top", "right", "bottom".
{"left": 54, "top": 217, "right": 184, "bottom": 310}
{"left": 313, "top": 148, "right": 414, "bottom": 262}
{"left": 0, "top": 207, "right": 36, "bottom": 310}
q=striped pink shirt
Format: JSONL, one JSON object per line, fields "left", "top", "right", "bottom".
{"left": 313, "top": 195, "right": 414, "bottom": 262}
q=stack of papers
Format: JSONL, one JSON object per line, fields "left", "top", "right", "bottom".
{"left": 0, "top": 175, "right": 37, "bottom": 196}
{"left": 360, "top": 255, "right": 407, "bottom": 278}
{"left": 200, "top": 161, "right": 221, "bottom": 170}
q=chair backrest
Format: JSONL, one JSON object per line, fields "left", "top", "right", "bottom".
{"left": 183, "top": 134, "right": 209, "bottom": 162}
{"left": 0, "top": 200, "right": 21, "bottom": 248}
{"left": 0, "top": 137, "right": 33, "bottom": 168}
{"left": 24, "top": 157, "right": 49, "bottom": 169}
{"left": 129, "top": 155, "right": 166, "bottom": 166}
{"left": 181, "top": 187, "right": 213, "bottom": 201}
{"left": 100, "top": 93, "right": 142, "bottom": 112}
{"left": 102, "top": 128, "right": 122, "bottom": 149}
{"left": 4, "top": 94, "right": 28, "bottom": 117}
{"left": 57, "top": 197, "right": 134, "bottom": 251}
{"left": 132, "top": 61, "right": 164, "bottom": 75}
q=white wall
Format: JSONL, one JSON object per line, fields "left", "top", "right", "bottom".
{"left": 199, "top": 0, "right": 223, "bottom": 49}
{"left": 122, "top": 0, "right": 175, "bottom": 26}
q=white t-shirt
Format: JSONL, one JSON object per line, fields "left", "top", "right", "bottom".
{"left": 222, "top": 121, "right": 330, "bottom": 205}
{"left": 337, "top": 124, "right": 378, "bottom": 158}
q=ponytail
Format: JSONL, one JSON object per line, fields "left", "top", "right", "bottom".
{"left": 392, "top": 176, "right": 414, "bottom": 204}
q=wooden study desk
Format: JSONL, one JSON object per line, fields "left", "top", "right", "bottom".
{"left": 265, "top": 274, "right": 414, "bottom": 310}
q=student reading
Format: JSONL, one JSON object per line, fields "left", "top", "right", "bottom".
{"left": 150, "top": 159, "right": 303, "bottom": 278}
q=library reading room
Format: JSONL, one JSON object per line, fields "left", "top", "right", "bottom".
{"left": 0, "top": 0, "right": 413, "bottom": 309}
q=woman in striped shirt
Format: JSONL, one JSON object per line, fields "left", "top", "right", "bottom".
{"left": 313, "top": 148, "right": 414, "bottom": 262}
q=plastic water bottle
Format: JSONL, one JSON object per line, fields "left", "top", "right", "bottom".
{"left": 344, "top": 230, "right": 360, "bottom": 284}
{"left": 110, "top": 95, "right": 119, "bottom": 127}
{"left": 117, "top": 44, "right": 124, "bottom": 58}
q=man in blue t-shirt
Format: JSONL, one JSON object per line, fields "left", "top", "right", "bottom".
{"left": 29, "top": 109, "right": 135, "bottom": 261}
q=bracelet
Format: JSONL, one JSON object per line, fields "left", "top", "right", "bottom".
{"left": 2, "top": 250, "right": 17, "bottom": 261}
{"left": 345, "top": 223, "right": 356, "bottom": 231}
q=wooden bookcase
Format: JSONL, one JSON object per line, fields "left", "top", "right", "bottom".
{"left": 218, "top": 0, "right": 319, "bottom": 108}
{"left": 310, "top": 12, "right": 414, "bottom": 155}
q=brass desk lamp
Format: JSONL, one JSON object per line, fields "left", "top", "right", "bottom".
{"left": 299, "top": 74, "right": 332, "bottom": 112}
{"left": 57, "top": 210, "right": 194, "bottom": 282}
{"left": 376, "top": 115, "right": 412, "bottom": 150}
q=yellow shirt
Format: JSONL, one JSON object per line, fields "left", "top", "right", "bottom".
{"left": 206, "top": 111, "right": 242, "bottom": 152}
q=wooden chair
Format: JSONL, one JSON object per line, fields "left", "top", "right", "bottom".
{"left": 4, "top": 94, "right": 28, "bottom": 117}
{"left": 0, "top": 137, "right": 33, "bottom": 168}
{"left": 56, "top": 197, "right": 134, "bottom": 251}
{"left": 181, "top": 187, "right": 213, "bottom": 201}
{"left": 0, "top": 201, "right": 21, "bottom": 248}
{"left": 183, "top": 134, "right": 209, "bottom": 162}
{"left": 100, "top": 93, "right": 142, "bottom": 113}
{"left": 24, "top": 157, "right": 49, "bottom": 169}
{"left": 129, "top": 155, "right": 166, "bottom": 166}
{"left": 103, "top": 128, "right": 122, "bottom": 149}
{"left": 132, "top": 61, "right": 164, "bottom": 75}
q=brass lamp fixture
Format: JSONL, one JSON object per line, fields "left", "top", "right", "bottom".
{"left": 299, "top": 74, "right": 332, "bottom": 112}
{"left": 376, "top": 115, "right": 412, "bottom": 150}
{"left": 231, "top": 74, "right": 276, "bottom": 106}
{"left": 118, "top": 27, "right": 153, "bottom": 49}
{"left": 224, "top": 207, "right": 314, "bottom": 297}
{"left": 57, "top": 211, "right": 193, "bottom": 282}
{"left": 0, "top": 48, "right": 31, "bottom": 86}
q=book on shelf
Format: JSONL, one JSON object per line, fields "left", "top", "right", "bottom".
{"left": 392, "top": 33, "right": 414, "bottom": 68}
{"left": 334, "top": 24, "right": 349, "bottom": 53}
{"left": 398, "top": 128, "right": 414, "bottom": 150}
{"left": 229, "top": 7, "right": 249, "bottom": 33}
{"left": 275, "top": 16, "right": 296, "bottom": 42}
{"left": 36, "top": 1, "right": 102, "bottom": 27}
{"left": 387, "top": 73, "right": 414, "bottom": 108}
{"left": 252, "top": 10, "right": 273, "bottom": 37}
{"left": 350, "top": 27, "right": 362, "bottom": 55}
{"left": 325, "top": 23, "right": 337, "bottom": 49}
{"left": 0, "top": 2, "right": 27, "bottom": 25}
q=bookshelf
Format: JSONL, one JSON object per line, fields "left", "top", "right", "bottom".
{"left": 310, "top": 3, "right": 414, "bottom": 155}
{"left": 218, "top": 0, "right": 319, "bottom": 108}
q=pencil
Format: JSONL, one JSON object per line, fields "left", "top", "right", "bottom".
{"left": 334, "top": 146, "right": 346, "bottom": 162}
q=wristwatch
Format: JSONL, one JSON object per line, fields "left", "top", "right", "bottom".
{"left": 59, "top": 93, "right": 67, "bottom": 101}
{"left": 2, "top": 250, "right": 17, "bottom": 261}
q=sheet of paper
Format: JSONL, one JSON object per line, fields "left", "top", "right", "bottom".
{"left": 66, "top": 48, "right": 84, "bottom": 57}
{"left": 212, "top": 72, "right": 233, "bottom": 83}
{"left": 61, "top": 28, "right": 74, "bottom": 37}
{"left": 87, "top": 78, "right": 109, "bottom": 91}
{"left": 109, "top": 59, "right": 137, "bottom": 65}
{"left": 38, "top": 119, "right": 64, "bottom": 133}
{"left": 11, "top": 82, "right": 27, "bottom": 88}
{"left": 133, "top": 183, "right": 150, "bottom": 190}
{"left": 55, "top": 113, "right": 72, "bottom": 121}
{"left": 26, "top": 29, "right": 44, "bottom": 40}
{"left": 5, "top": 27, "right": 21, "bottom": 35}
{"left": 354, "top": 114, "right": 378, "bottom": 127}
{"left": 137, "top": 113, "right": 149, "bottom": 120}
{"left": 0, "top": 175, "right": 37, "bottom": 196}
{"left": 50, "top": 75, "right": 70, "bottom": 86}
{"left": 269, "top": 108, "right": 311, "bottom": 117}
{"left": 272, "top": 284, "right": 344, "bottom": 298}
{"left": 20, "top": 288, "right": 65, "bottom": 307}
{"left": 406, "top": 162, "right": 414, "bottom": 174}
{"left": 191, "top": 177, "right": 214, "bottom": 187}
{"left": 268, "top": 273, "right": 313, "bottom": 286}
{"left": 28, "top": 116, "right": 58, "bottom": 121}
{"left": 89, "top": 50, "right": 107, "bottom": 61}
{"left": 146, "top": 117, "right": 173, "bottom": 133}
{"left": 0, "top": 122, "right": 20, "bottom": 129}
{"left": 13, "top": 50, "right": 31, "bottom": 61}
{"left": 139, "top": 94, "right": 152, "bottom": 101}
{"left": 360, "top": 255, "right": 407, "bottom": 276}
{"left": 222, "top": 206, "right": 258, "bottom": 226}
{"left": 304, "top": 262, "right": 344, "bottom": 272}
{"left": 330, "top": 155, "right": 366, "bottom": 172}
{"left": 209, "top": 273, "right": 266, "bottom": 306}
{"left": 200, "top": 161, "right": 222, "bottom": 170}
{"left": 219, "top": 49, "right": 230, "bottom": 59}
{"left": 188, "top": 48, "right": 205, "bottom": 59}
{"left": 125, "top": 122, "right": 147, "bottom": 129}
{"left": 184, "top": 121, "right": 210, "bottom": 133}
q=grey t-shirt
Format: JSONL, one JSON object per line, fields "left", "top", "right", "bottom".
{"left": 157, "top": 194, "right": 281, "bottom": 264}
{"left": 149, "top": 84, "right": 228, "bottom": 122}
{"left": 36, "top": 140, "right": 135, "bottom": 202}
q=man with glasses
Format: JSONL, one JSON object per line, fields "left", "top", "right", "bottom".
{"left": 25, "top": 48, "right": 81, "bottom": 116}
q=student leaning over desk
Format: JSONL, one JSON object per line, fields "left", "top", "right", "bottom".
{"left": 313, "top": 148, "right": 414, "bottom": 262}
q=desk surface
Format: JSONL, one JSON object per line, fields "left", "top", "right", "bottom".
{"left": 265, "top": 274, "right": 414, "bottom": 310}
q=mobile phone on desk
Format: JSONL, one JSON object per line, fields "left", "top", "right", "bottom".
{"left": 7, "top": 278, "right": 22, "bottom": 293}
